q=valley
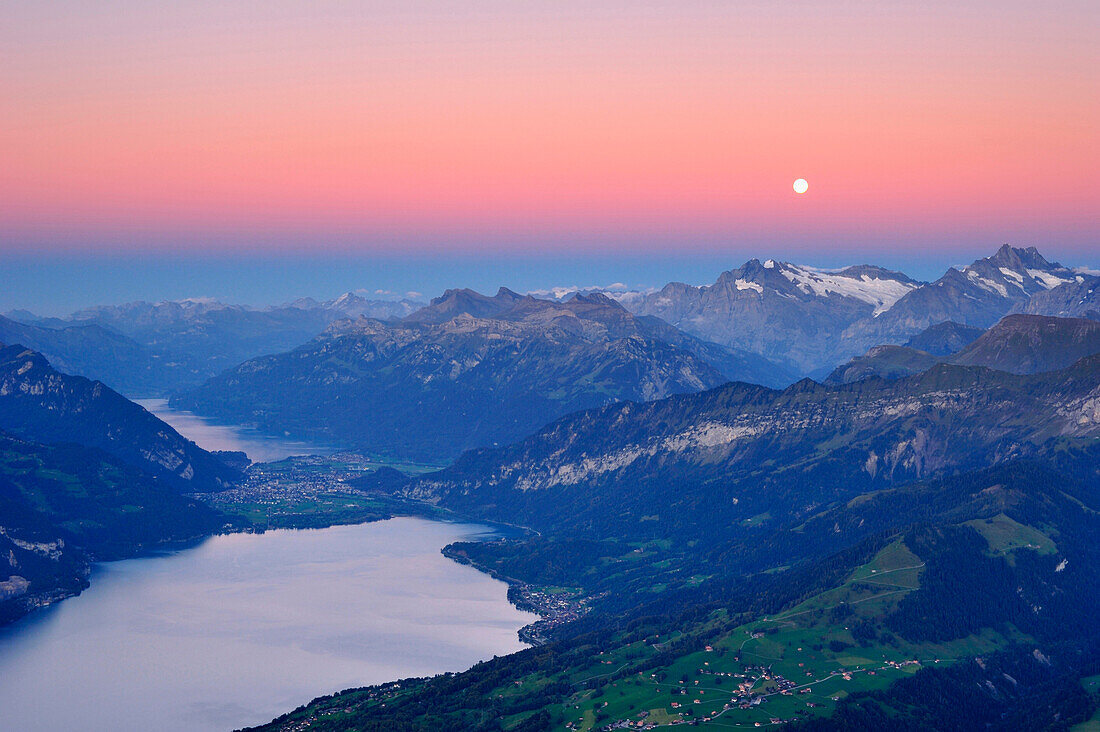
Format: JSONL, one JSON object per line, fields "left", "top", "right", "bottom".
{"left": 6, "top": 4, "right": 1098, "bottom": 728}
{"left": 1, "top": 245, "right": 1098, "bottom": 732}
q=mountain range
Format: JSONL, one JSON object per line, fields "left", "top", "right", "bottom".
{"left": 3, "top": 293, "right": 424, "bottom": 396}
{"left": 252, "top": 323, "right": 1100, "bottom": 732}
{"left": 838, "top": 245, "right": 1081, "bottom": 361}
{"left": 627, "top": 259, "right": 920, "bottom": 374}
{"left": 621, "top": 245, "right": 1084, "bottom": 376}
{"left": 164, "top": 244, "right": 1095, "bottom": 469}
{"left": 394, "top": 350, "right": 1100, "bottom": 543}
{"left": 173, "top": 289, "right": 794, "bottom": 461}
{"left": 3, "top": 243, "right": 1100, "bottom": 730}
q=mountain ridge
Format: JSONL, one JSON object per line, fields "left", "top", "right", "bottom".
{"left": 0, "top": 344, "right": 240, "bottom": 492}
{"left": 173, "top": 288, "right": 798, "bottom": 461}
{"left": 828, "top": 314, "right": 1100, "bottom": 384}
{"left": 620, "top": 245, "right": 1086, "bottom": 376}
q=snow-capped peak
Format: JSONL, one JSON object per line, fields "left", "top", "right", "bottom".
{"left": 959, "top": 245, "right": 1077, "bottom": 297}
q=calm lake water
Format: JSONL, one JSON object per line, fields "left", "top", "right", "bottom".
{"left": 136, "top": 398, "right": 328, "bottom": 463}
{"left": 0, "top": 519, "right": 538, "bottom": 732}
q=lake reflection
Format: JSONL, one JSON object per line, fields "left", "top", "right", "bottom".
{"left": 136, "top": 398, "right": 328, "bottom": 463}
{"left": 0, "top": 519, "right": 538, "bottom": 732}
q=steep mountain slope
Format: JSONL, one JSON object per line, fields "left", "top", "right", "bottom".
{"left": 0, "top": 345, "right": 240, "bottom": 492}
{"left": 840, "top": 245, "right": 1079, "bottom": 356}
{"left": 628, "top": 259, "right": 921, "bottom": 374}
{"left": 902, "top": 320, "right": 985, "bottom": 356}
{"left": 0, "top": 431, "right": 227, "bottom": 625}
{"left": 828, "top": 314, "right": 1100, "bottom": 384}
{"left": 399, "top": 355, "right": 1100, "bottom": 539}
{"left": 950, "top": 314, "right": 1100, "bottom": 374}
{"left": 823, "top": 345, "right": 940, "bottom": 385}
{"left": 174, "top": 290, "right": 793, "bottom": 461}
{"left": 1014, "top": 273, "right": 1100, "bottom": 320}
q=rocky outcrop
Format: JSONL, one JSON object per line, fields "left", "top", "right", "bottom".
{"left": 398, "top": 355, "right": 1100, "bottom": 537}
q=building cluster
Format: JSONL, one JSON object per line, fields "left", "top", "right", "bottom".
{"left": 515, "top": 585, "right": 589, "bottom": 645}
{"left": 199, "top": 453, "right": 375, "bottom": 515}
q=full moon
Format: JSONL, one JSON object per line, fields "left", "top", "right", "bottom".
{"left": 793, "top": 178, "right": 809, "bottom": 194}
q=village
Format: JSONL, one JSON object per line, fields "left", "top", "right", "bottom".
{"left": 562, "top": 642, "right": 928, "bottom": 732}
{"left": 194, "top": 452, "right": 445, "bottom": 530}
{"left": 513, "top": 585, "right": 592, "bottom": 646}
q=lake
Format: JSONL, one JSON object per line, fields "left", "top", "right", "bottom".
{"left": 136, "top": 398, "right": 328, "bottom": 463}
{"left": 0, "top": 518, "right": 538, "bottom": 732}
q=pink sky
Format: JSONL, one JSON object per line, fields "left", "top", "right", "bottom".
{"left": 2, "top": 1, "right": 1097, "bottom": 255}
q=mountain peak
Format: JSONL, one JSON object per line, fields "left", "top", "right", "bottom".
{"left": 570, "top": 291, "right": 624, "bottom": 310}
{"left": 406, "top": 287, "right": 533, "bottom": 324}
{"left": 0, "top": 345, "right": 240, "bottom": 491}
{"left": 960, "top": 244, "right": 1075, "bottom": 295}
{"left": 984, "top": 244, "right": 1060, "bottom": 272}
{"left": 494, "top": 286, "right": 523, "bottom": 300}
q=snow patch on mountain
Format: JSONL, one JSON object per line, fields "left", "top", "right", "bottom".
{"left": 966, "top": 270, "right": 1009, "bottom": 297}
{"left": 778, "top": 265, "right": 918, "bottom": 315}
{"left": 999, "top": 267, "right": 1026, "bottom": 287}
{"left": 1026, "top": 269, "right": 1075, "bottom": 290}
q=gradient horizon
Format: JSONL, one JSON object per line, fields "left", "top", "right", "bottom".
{"left": 2, "top": 242, "right": 1097, "bottom": 318}
{"left": 2, "top": 0, "right": 1097, "bottom": 262}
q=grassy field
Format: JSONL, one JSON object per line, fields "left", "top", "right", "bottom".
{"left": 1072, "top": 675, "right": 1100, "bottom": 732}
{"left": 202, "top": 453, "right": 449, "bottom": 529}
{"left": 499, "top": 537, "right": 1023, "bottom": 730}
{"left": 964, "top": 513, "right": 1057, "bottom": 559}
{"left": 250, "top": 452, "right": 445, "bottom": 478}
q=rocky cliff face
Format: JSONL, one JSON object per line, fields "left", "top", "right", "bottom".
{"left": 400, "top": 355, "right": 1100, "bottom": 537}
